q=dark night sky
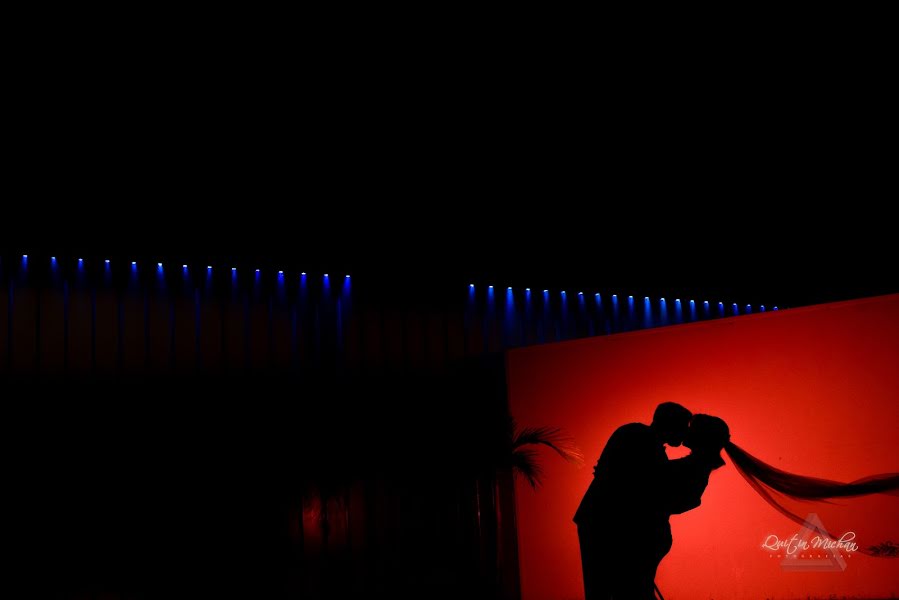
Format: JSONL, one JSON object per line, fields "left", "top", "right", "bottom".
{"left": 6, "top": 32, "right": 895, "bottom": 311}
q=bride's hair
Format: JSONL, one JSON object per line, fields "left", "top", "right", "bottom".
{"left": 690, "top": 414, "right": 729, "bottom": 447}
{"left": 687, "top": 414, "right": 729, "bottom": 468}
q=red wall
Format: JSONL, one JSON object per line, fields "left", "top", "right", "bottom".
{"left": 508, "top": 294, "right": 899, "bottom": 600}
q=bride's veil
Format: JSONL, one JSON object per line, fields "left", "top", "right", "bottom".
{"left": 724, "top": 441, "right": 899, "bottom": 557}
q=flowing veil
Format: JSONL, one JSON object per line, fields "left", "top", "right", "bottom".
{"left": 724, "top": 441, "right": 899, "bottom": 557}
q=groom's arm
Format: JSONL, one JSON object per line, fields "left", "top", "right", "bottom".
{"left": 664, "top": 458, "right": 711, "bottom": 514}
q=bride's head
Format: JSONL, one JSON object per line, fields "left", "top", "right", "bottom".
{"left": 684, "top": 414, "right": 730, "bottom": 461}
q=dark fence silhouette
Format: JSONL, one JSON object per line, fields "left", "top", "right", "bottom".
{"left": 0, "top": 253, "right": 771, "bottom": 599}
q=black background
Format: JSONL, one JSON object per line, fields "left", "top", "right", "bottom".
{"left": 7, "top": 27, "right": 894, "bottom": 310}
{"left": 3, "top": 19, "right": 897, "bottom": 600}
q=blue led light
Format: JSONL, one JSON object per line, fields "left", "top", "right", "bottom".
{"left": 231, "top": 267, "right": 236, "bottom": 271}
{"left": 301, "top": 272, "right": 306, "bottom": 276}
{"left": 345, "top": 274, "right": 350, "bottom": 279}
{"left": 158, "top": 263, "right": 163, "bottom": 268}
{"left": 469, "top": 283, "right": 474, "bottom": 288}
{"left": 256, "top": 269, "right": 260, "bottom": 273}
{"left": 182, "top": 265, "right": 188, "bottom": 269}
{"left": 105, "top": 259, "right": 110, "bottom": 264}
{"left": 643, "top": 296, "right": 652, "bottom": 326}
{"left": 23, "top": 254, "right": 28, "bottom": 258}
{"left": 773, "top": 306, "right": 779, "bottom": 311}
{"left": 526, "top": 288, "right": 531, "bottom": 292}
{"left": 278, "top": 270, "right": 284, "bottom": 275}
{"left": 488, "top": 285, "right": 493, "bottom": 289}
{"left": 543, "top": 289, "right": 548, "bottom": 293}
{"left": 579, "top": 292, "right": 584, "bottom": 296}
{"left": 132, "top": 261, "right": 137, "bottom": 266}
{"left": 508, "top": 287, "right": 512, "bottom": 291}
{"left": 207, "top": 266, "right": 212, "bottom": 270}
{"left": 324, "top": 274, "right": 329, "bottom": 277}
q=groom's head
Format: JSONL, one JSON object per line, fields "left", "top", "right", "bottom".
{"left": 651, "top": 402, "right": 693, "bottom": 447}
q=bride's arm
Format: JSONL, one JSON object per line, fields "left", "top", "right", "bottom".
{"left": 664, "top": 457, "right": 714, "bottom": 515}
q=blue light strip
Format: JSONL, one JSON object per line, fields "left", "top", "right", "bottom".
{"left": 9, "top": 254, "right": 774, "bottom": 348}
{"left": 464, "top": 282, "right": 779, "bottom": 343}
{"left": 5, "top": 255, "right": 341, "bottom": 285}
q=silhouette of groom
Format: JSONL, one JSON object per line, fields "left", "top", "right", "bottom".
{"left": 573, "top": 402, "right": 692, "bottom": 600}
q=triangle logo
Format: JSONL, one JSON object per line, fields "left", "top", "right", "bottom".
{"left": 779, "top": 513, "right": 848, "bottom": 572}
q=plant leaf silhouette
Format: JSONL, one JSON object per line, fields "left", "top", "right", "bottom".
{"left": 508, "top": 418, "right": 583, "bottom": 489}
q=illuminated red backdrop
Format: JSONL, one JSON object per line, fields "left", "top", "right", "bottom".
{"left": 507, "top": 294, "right": 899, "bottom": 600}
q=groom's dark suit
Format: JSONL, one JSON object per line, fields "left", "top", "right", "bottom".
{"left": 573, "top": 423, "right": 670, "bottom": 600}
{"left": 574, "top": 422, "right": 719, "bottom": 599}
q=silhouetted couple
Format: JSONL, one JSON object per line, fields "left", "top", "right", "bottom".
{"left": 573, "top": 403, "right": 729, "bottom": 600}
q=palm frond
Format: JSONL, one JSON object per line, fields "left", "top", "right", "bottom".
{"left": 511, "top": 448, "right": 544, "bottom": 489}
{"left": 513, "top": 425, "right": 584, "bottom": 466}
{"left": 505, "top": 418, "right": 584, "bottom": 489}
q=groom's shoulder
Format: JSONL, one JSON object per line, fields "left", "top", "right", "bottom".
{"left": 616, "top": 422, "right": 650, "bottom": 434}
{"left": 611, "top": 422, "right": 651, "bottom": 440}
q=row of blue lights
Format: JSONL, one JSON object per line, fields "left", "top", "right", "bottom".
{"left": 20, "top": 255, "right": 348, "bottom": 279}
{"left": 469, "top": 284, "right": 777, "bottom": 312}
